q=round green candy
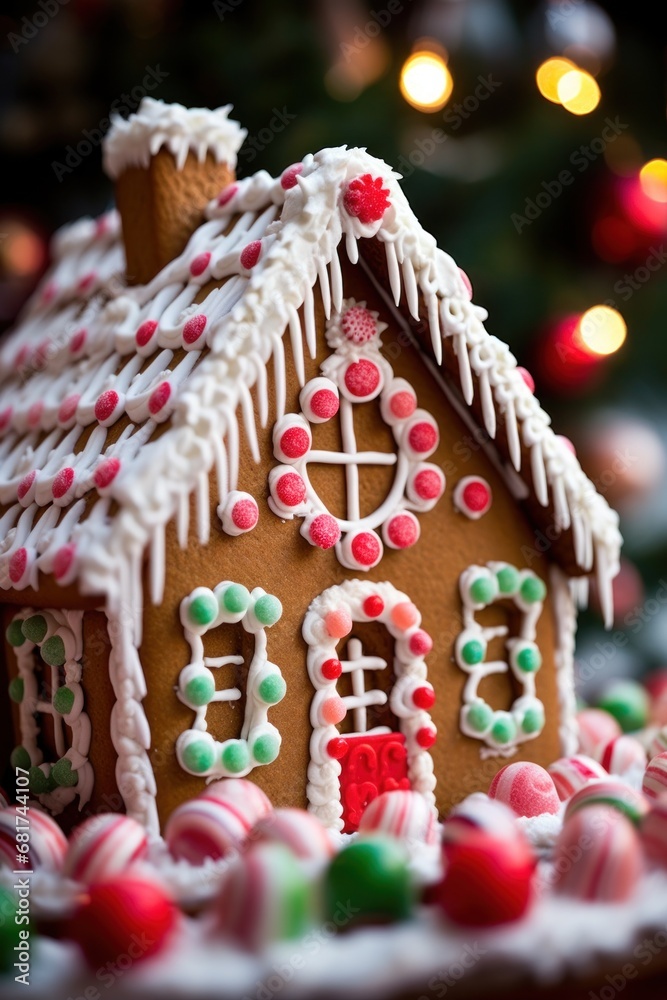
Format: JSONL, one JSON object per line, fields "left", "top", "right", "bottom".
{"left": 253, "top": 844, "right": 312, "bottom": 941}
{"left": 222, "top": 740, "right": 250, "bottom": 774}
{"left": 8, "top": 677, "right": 24, "bottom": 703}
{"left": 522, "top": 705, "right": 545, "bottom": 734}
{"left": 491, "top": 715, "right": 518, "bottom": 746}
{"left": 6, "top": 619, "right": 25, "bottom": 647}
{"left": 469, "top": 576, "right": 496, "bottom": 606}
{"left": 253, "top": 594, "right": 283, "bottom": 627}
{"left": 515, "top": 645, "right": 542, "bottom": 673}
{"left": 28, "top": 766, "right": 51, "bottom": 795}
{"left": 21, "top": 614, "right": 47, "bottom": 644}
{"left": 53, "top": 685, "right": 75, "bottom": 715}
{"left": 181, "top": 738, "right": 215, "bottom": 774}
{"left": 51, "top": 758, "right": 78, "bottom": 788}
{"left": 325, "top": 837, "right": 414, "bottom": 925}
{"left": 222, "top": 583, "right": 251, "bottom": 615}
{"left": 252, "top": 731, "right": 280, "bottom": 765}
{"left": 0, "top": 887, "right": 27, "bottom": 973}
{"left": 598, "top": 680, "right": 649, "bottom": 733}
{"left": 10, "top": 746, "right": 31, "bottom": 771}
{"left": 520, "top": 575, "right": 546, "bottom": 604}
{"left": 466, "top": 701, "right": 494, "bottom": 733}
{"left": 184, "top": 670, "right": 216, "bottom": 707}
{"left": 258, "top": 673, "right": 286, "bottom": 705}
{"left": 496, "top": 565, "right": 520, "bottom": 594}
{"left": 41, "top": 635, "right": 66, "bottom": 667}
{"left": 460, "top": 638, "right": 485, "bottom": 666}
{"left": 188, "top": 591, "right": 218, "bottom": 628}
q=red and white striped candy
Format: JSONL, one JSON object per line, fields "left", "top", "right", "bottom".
{"left": 201, "top": 778, "right": 272, "bottom": 820}
{"left": 359, "top": 790, "right": 439, "bottom": 847}
{"left": 0, "top": 805, "right": 68, "bottom": 870}
{"left": 64, "top": 814, "right": 149, "bottom": 884}
{"left": 442, "top": 793, "right": 517, "bottom": 846}
{"left": 167, "top": 779, "right": 272, "bottom": 863}
{"left": 600, "top": 735, "right": 647, "bottom": 776}
{"left": 641, "top": 793, "right": 667, "bottom": 863}
{"left": 576, "top": 708, "right": 621, "bottom": 759}
{"left": 649, "top": 725, "right": 667, "bottom": 760}
{"left": 251, "top": 808, "right": 333, "bottom": 861}
{"left": 553, "top": 805, "right": 642, "bottom": 901}
{"left": 489, "top": 762, "right": 560, "bottom": 818}
{"left": 548, "top": 755, "right": 608, "bottom": 800}
{"left": 643, "top": 753, "right": 667, "bottom": 801}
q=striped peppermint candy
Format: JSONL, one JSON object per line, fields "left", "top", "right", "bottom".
{"left": 600, "top": 735, "right": 647, "bottom": 777}
{"left": 251, "top": 808, "right": 333, "bottom": 860}
{"left": 554, "top": 805, "right": 642, "bottom": 902}
{"left": 548, "top": 754, "right": 608, "bottom": 800}
{"left": 359, "top": 790, "right": 439, "bottom": 847}
{"left": 643, "top": 752, "right": 667, "bottom": 801}
{"left": 564, "top": 779, "right": 649, "bottom": 827}
{"left": 64, "top": 814, "right": 149, "bottom": 883}
{"left": 0, "top": 805, "right": 67, "bottom": 870}
{"left": 166, "top": 779, "right": 272, "bottom": 864}
{"left": 641, "top": 793, "right": 667, "bottom": 863}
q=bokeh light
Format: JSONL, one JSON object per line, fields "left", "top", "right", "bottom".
{"left": 400, "top": 51, "right": 453, "bottom": 112}
{"left": 577, "top": 305, "right": 627, "bottom": 357}
{"left": 557, "top": 69, "right": 601, "bottom": 115}
{"left": 639, "top": 159, "right": 667, "bottom": 203}
{"left": 0, "top": 220, "right": 46, "bottom": 277}
{"left": 535, "top": 57, "right": 576, "bottom": 104}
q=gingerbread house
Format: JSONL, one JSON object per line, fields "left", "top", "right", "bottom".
{"left": 0, "top": 99, "right": 621, "bottom": 838}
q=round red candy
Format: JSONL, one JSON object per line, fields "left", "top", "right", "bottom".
{"left": 273, "top": 471, "right": 306, "bottom": 508}
{"left": 240, "top": 240, "right": 262, "bottom": 270}
{"left": 279, "top": 425, "right": 310, "bottom": 459}
{"left": 183, "top": 314, "right": 207, "bottom": 345}
{"left": 411, "top": 466, "right": 444, "bottom": 502}
{"left": 135, "top": 320, "right": 157, "bottom": 347}
{"left": 308, "top": 514, "right": 340, "bottom": 549}
{"left": 363, "top": 595, "right": 384, "bottom": 617}
{"left": 435, "top": 829, "right": 534, "bottom": 927}
{"left": 344, "top": 359, "right": 381, "bottom": 399}
{"left": 280, "top": 164, "right": 303, "bottom": 190}
{"left": 412, "top": 685, "right": 435, "bottom": 709}
{"left": 310, "top": 388, "right": 339, "bottom": 420}
{"left": 409, "top": 630, "right": 433, "bottom": 657}
{"left": 384, "top": 512, "right": 419, "bottom": 549}
{"left": 349, "top": 530, "right": 382, "bottom": 567}
{"left": 321, "top": 658, "right": 342, "bottom": 680}
{"left": 489, "top": 762, "right": 560, "bottom": 818}
{"left": 553, "top": 806, "right": 642, "bottom": 902}
{"left": 389, "top": 390, "right": 416, "bottom": 419}
{"left": 341, "top": 305, "right": 377, "bottom": 344}
{"left": 407, "top": 420, "right": 438, "bottom": 455}
{"left": 343, "top": 174, "right": 391, "bottom": 225}
{"left": 454, "top": 476, "right": 492, "bottom": 519}
{"left": 66, "top": 875, "right": 179, "bottom": 969}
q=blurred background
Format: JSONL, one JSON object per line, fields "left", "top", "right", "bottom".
{"left": 0, "top": 0, "right": 666, "bottom": 718}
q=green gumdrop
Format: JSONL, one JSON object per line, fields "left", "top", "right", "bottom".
{"left": 0, "top": 887, "right": 27, "bottom": 973}
{"left": 598, "top": 680, "right": 649, "bottom": 733}
{"left": 222, "top": 740, "right": 250, "bottom": 774}
{"left": 461, "top": 639, "right": 485, "bottom": 666}
{"left": 222, "top": 583, "right": 251, "bottom": 615}
{"left": 325, "top": 837, "right": 414, "bottom": 925}
{"left": 29, "top": 766, "right": 51, "bottom": 795}
{"left": 182, "top": 739, "right": 215, "bottom": 774}
{"left": 8, "top": 677, "right": 24, "bottom": 703}
{"left": 184, "top": 671, "right": 216, "bottom": 707}
{"left": 466, "top": 702, "right": 493, "bottom": 733}
{"left": 6, "top": 619, "right": 25, "bottom": 647}
{"left": 520, "top": 575, "right": 546, "bottom": 604}
{"left": 253, "top": 732, "right": 280, "bottom": 765}
{"left": 470, "top": 576, "right": 496, "bottom": 605}
{"left": 491, "top": 715, "right": 518, "bottom": 746}
{"left": 254, "top": 594, "right": 283, "bottom": 627}
{"left": 41, "top": 635, "right": 66, "bottom": 667}
{"left": 516, "top": 646, "right": 542, "bottom": 673}
{"left": 258, "top": 673, "right": 286, "bottom": 705}
{"left": 189, "top": 591, "right": 218, "bottom": 628}
{"left": 522, "top": 706, "right": 545, "bottom": 734}
{"left": 10, "top": 746, "right": 31, "bottom": 771}
{"left": 53, "top": 685, "right": 75, "bottom": 715}
{"left": 21, "top": 614, "right": 47, "bottom": 644}
{"left": 51, "top": 758, "right": 78, "bottom": 788}
{"left": 496, "top": 565, "right": 520, "bottom": 594}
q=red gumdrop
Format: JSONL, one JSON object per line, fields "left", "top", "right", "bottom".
{"left": 310, "top": 388, "right": 339, "bottom": 420}
{"left": 94, "top": 457, "right": 121, "bottom": 489}
{"left": 218, "top": 183, "right": 238, "bottom": 206}
{"left": 363, "top": 595, "right": 384, "bottom": 618}
{"left": 148, "top": 382, "right": 171, "bottom": 415}
{"left": 462, "top": 479, "right": 491, "bottom": 513}
{"left": 341, "top": 305, "right": 377, "bottom": 344}
{"left": 344, "top": 359, "right": 380, "bottom": 397}
{"left": 183, "top": 314, "right": 207, "bottom": 344}
{"left": 9, "top": 548, "right": 28, "bottom": 584}
{"left": 416, "top": 726, "right": 437, "bottom": 748}
{"left": 413, "top": 685, "right": 436, "bottom": 709}
{"left": 274, "top": 471, "right": 306, "bottom": 507}
{"left": 279, "top": 426, "right": 310, "bottom": 459}
{"left": 95, "top": 390, "right": 119, "bottom": 423}
{"left": 489, "top": 762, "right": 560, "bottom": 818}
{"left": 343, "top": 174, "right": 391, "bottom": 225}
{"left": 190, "top": 252, "right": 211, "bottom": 277}
{"left": 408, "top": 421, "right": 438, "bottom": 454}
{"left": 52, "top": 467, "right": 75, "bottom": 500}
{"left": 327, "top": 737, "right": 348, "bottom": 760}
{"left": 350, "top": 531, "right": 381, "bottom": 567}
{"left": 280, "top": 164, "right": 303, "bottom": 190}
{"left": 54, "top": 544, "right": 76, "bottom": 581}
{"left": 389, "top": 391, "right": 416, "bottom": 419}
{"left": 309, "top": 514, "right": 341, "bottom": 549}
{"left": 240, "top": 241, "right": 262, "bottom": 270}
{"left": 17, "top": 471, "right": 36, "bottom": 501}
{"left": 58, "top": 395, "right": 80, "bottom": 424}
{"left": 232, "top": 498, "right": 258, "bottom": 531}
{"left": 413, "top": 468, "right": 443, "bottom": 500}
{"left": 70, "top": 329, "right": 87, "bottom": 354}
{"left": 135, "top": 320, "right": 158, "bottom": 347}
{"left": 409, "top": 630, "right": 433, "bottom": 657}
{"left": 386, "top": 513, "right": 419, "bottom": 549}
{"left": 321, "top": 658, "right": 342, "bottom": 680}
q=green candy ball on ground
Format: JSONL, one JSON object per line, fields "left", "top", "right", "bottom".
{"left": 21, "top": 614, "right": 47, "bottom": 644}
{"left": 469, "top": 577, "right": 496, "bottom": 605}
{"left": 516, "top": 646, "right": 542, "bottom": 673}
{"left": 522, "top": 705, "right": 545, "bottom": 734}
{"left": 252, "top": 732, "right": 280, "bottom": 765}
{"left": 325, "top": 837, "right": 414, "bottom": 925}
{"left": 41, "top": 635, "right": 66, "bottom": 667}
{"left": 10, "top": 746, "right": 31, "bottom": 771}
{"left": 253, "top": 594, "right": 282, "bottom": 627}
{"left": 51, "top": 758, "right": 78, "bottom": 788}
{"left": 189, "top": 591, "right": 218, "bottom": 628}
{"left": 184, "top": 671, "right": 216, "bottom": 707}
{"left": 8, "top": 677, "right": 24, "bottom": 703}
{"left": 496, "top": 565, "right": 520, "bottom": 594}
{"left": 6, "top": 619, "right": 25, "bottom": 647}
{"left": 598, "top": 680, "right": 649, "bottom": 733}
{"left": 222, "top": 740, "right": 250, "bottom": 774}
{"left": 520, "top": 575, "right": 546, "bottom": 604}
{"left": 53, "top": 685, "right": 75, "bottom": 715}
{"left": 222, "top": 583, "right": 251, "bottom": 615}
{"left": 466, "top": 702, "right": 494, "bottom": 733}
{"left": 258, "top": 673, "right": 286, "bottom": 705}
{"left": 491, "top": 715, "right": 518, "bottom": 746}
{"left": 182, "top": 739, "right": 215, "bottom": 774}
{"left": 0, "top": 887, "right": 27, "bottom": 973}
{"left": 461, "top": 639, "right": 485, "bottom": 666}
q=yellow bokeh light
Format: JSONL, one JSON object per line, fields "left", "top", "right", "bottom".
{"left": 536, "top": 58, "right": 576, "bottom": 104}
{"left": 578, "top": 306, "right": 627, "bottom": 357}
{"left": 639, "top": 158, "right": 667, "bottom": 203}
{"left": 557, "top": 69, "right": 601, "bottom": 115}
{"left": 400, "top": 51, "right": 453, "bottom": 112}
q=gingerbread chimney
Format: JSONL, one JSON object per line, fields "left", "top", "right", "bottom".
{"left": 103, "top": 98, "right": 246, "bottom": 285}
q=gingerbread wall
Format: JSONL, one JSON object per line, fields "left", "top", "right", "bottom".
{"left": 140, "top": 259, "right": 563, "bottom": 827}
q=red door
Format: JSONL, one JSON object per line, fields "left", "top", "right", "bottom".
{"left": 337, "top": 731, "right": 411, "bottom": 832}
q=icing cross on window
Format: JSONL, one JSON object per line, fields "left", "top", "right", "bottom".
{"left": 340, "top": 637, "right": 390, "bottom": 735}
{"left": 268, "top": 299, "right": 446, "bottom": 571}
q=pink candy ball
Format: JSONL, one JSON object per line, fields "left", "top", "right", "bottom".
{"left": 443, "top": 794, "right": 518, "bottom": 847}
{"left": 564, "top": 779, "right": 649, "bottom": 827}
{"left": 64, "top": 814, "right": 149, "bottom": 884}
{"left": 0, "top": 805, "right": 67, "bottom": 870}
{"left": 391, "top": 602, "right": 419, "bottom": 631}
{"left": 359, "top": 790, "right": 439, "bottom": 847}
{"left": 548, "top": 755, "right": 608, "bottom": 801}
{"left": 643, "top": 753, "right": 667, "bottom": 801}
{"left": 489, "top": 762, "right": 560, "bottom": 818}
{"left": 600, "top": 735, "right": 647, "bottom": 776}
{"left": 200, "top": 778, "right": 272, "bottom": 821}
{"left": 576, "top": 708, "right": 622, "bottom": 759}
{"left": 167, "top": 780, "right": 273, "bottom": 864}
{"left": 251, "top": 808, "right": 333, "bottom": 861}
{"left": 324, "top": 608, "right": 352, "bottom": 639}
{"left": 553, "top": 805, "right": 642, "bottom": 901}
{"left": 641, "top": 793, "right": 667, "bottom": 863}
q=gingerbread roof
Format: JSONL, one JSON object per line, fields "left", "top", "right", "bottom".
{"left": 0, "top": 142, "right": 622, "bottom": 628}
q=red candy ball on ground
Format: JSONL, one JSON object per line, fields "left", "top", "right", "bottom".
{"left": 435, "top": 829, "right": 534, "bottom": 927}
{"left": 66, "top": 875, "right": 179, "bottom": 969}
{"left": 489, "top": 762, "right": 560, "bottom": 817}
